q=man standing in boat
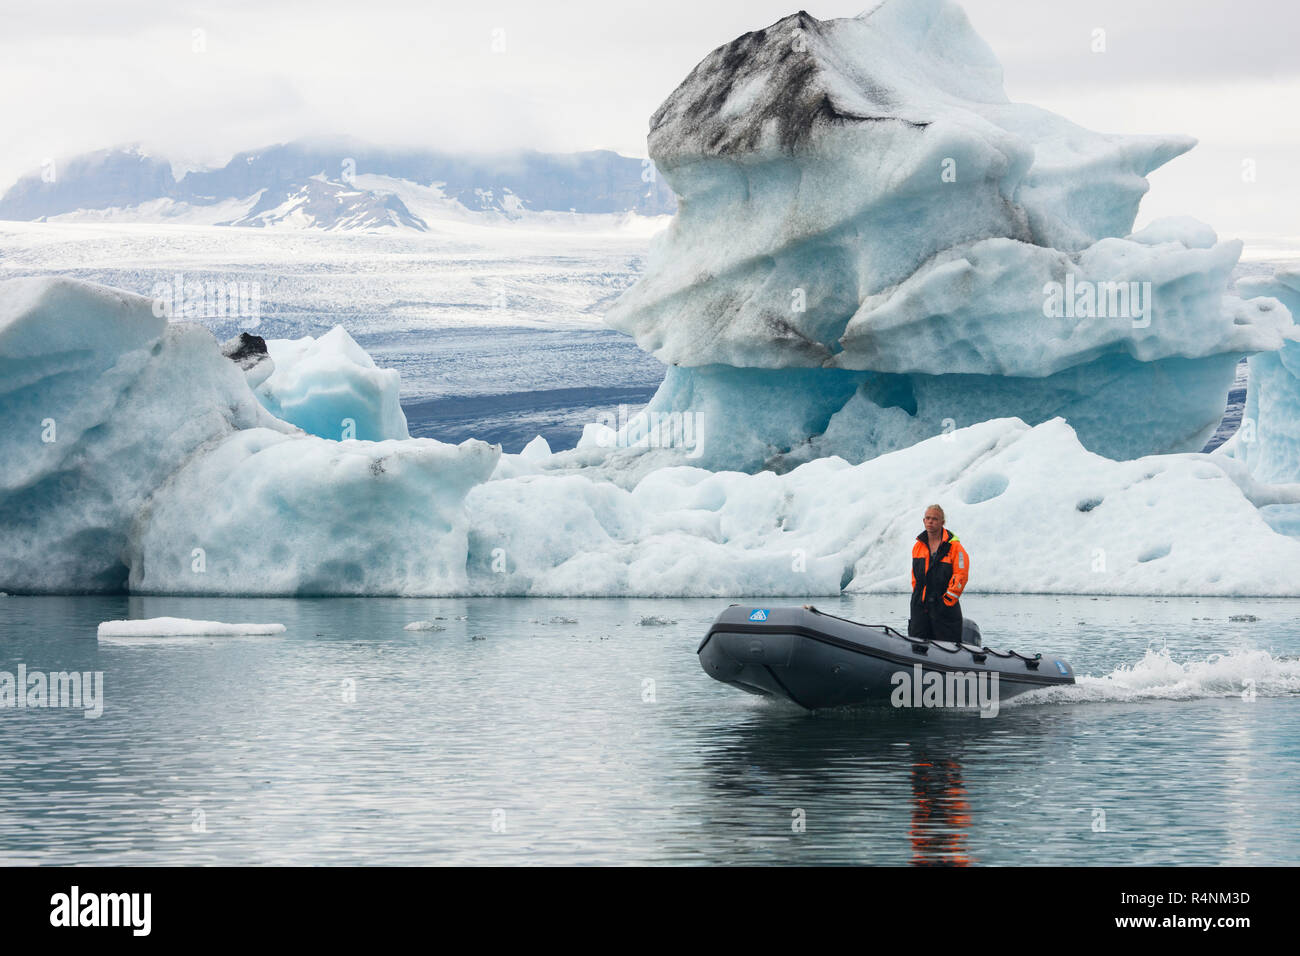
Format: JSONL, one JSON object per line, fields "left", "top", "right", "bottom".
{"left": 909, "top": 505, "right": 969, "bottom": 643}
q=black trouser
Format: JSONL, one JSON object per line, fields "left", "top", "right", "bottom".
{"left": 909, "top": 600, "right": 963, "bottom": 643}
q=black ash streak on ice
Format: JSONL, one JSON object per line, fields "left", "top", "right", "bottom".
{"left": 650, "top": 11, "right": 928, "bottom": 164}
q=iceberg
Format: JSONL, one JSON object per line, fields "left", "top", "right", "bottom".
{"left": 0, "top": 277, "right": 293, "bottom": 592}
{"left": 130, "top": 428, "right": 498, "bottom": 595}
{"left": 254, "top": 326, "right": 410, "bottom": 442}
{"left": 464, "top": 418, "right": 1300, "bottom": 597}
{"left": 0, "top": 275, "right": 498, "bottom": 595}
{"left": 603, "top": 0, "right": 1295, "bottom": 471}
{"left": 6, "top": 274, "right": 1300, "bottom": 597}
{"left": 1230, "top": 268, "right": 1300, "bottom": 484}
{"left": 832, "top": 233, "right": 1285, "bottom": 378}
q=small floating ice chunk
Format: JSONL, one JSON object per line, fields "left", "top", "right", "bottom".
{"left": 403, "top": 621, "right": 447, "bottom": 631}
{"left": 1228, "top": 614, "right": 1260, "bottom": 622}
{"left": 638, "top": 615, "right": 677, "bottom": 626}
{"left": 549, "top": 616, "right": 578, "bottom": 624}
{"left": 97, "top": 617, "right": 286, "bottom": 637}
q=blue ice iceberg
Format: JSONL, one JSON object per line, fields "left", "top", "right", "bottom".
{"left": 604, "top": 0, "right": 1294, "bottom": 471}
{"left": 1227, "top": 268, "right": 1300, "bottom": 486}
{"left": 0, "top": 277, "right": 291, "bottom": 591}
{"left": 255, "top": 326, "right": 410, "bottom": 442}
{"left": 0, "top": 276, "right": 497, "bottom": 594}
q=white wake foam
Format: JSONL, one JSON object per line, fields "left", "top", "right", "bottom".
{"left": 1013, "top": 646, "right": 1300, "bottom": 705}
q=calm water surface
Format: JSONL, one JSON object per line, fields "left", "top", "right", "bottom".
{"left": 1, "top": 593, "right": 1297, "bottom": 865}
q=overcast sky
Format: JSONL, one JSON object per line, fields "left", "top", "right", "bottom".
{"left": 3, "top": 0, "right": 1297, "bottom": 238}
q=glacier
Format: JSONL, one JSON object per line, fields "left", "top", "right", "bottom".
{"left": 603, "top": 0, "right": 1296, "bottom": 471}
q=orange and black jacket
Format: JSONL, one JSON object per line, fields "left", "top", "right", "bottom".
{"left": 910, "top": 529, "right": 970, "bottom": 611}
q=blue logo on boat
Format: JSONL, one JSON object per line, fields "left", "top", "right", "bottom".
{"left": 749, "top": 609, "right": 769, "bottom": 621}
{"left": 1056, "top": 661, "right": 1069, "bottom": 675}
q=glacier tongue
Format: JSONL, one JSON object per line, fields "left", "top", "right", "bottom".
{"left": 602, "top": 0, "right": 1291, "bottom": 470}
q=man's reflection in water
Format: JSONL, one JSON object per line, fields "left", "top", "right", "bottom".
{"left": 910, "top": 757, "right": 973, "bottom": 866}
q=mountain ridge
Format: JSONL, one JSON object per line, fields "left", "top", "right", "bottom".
{"left": 0, "top": 139, "right": 677, "bottom": 229}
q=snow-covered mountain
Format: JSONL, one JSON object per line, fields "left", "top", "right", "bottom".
{"left": 0, "top": 146, "right": 175, "bottom": 222}
{"left": 226, "top": 177, "right": 430, "bottom": 231}
{"left": 0, "top": 139, "right": 677, "bottom": 230}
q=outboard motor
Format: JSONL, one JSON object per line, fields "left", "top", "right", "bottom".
{"left": 961, "top": 618, "right": 982, "bottom": 647}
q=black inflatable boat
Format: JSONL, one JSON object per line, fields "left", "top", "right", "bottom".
{"left": 697, "top": 604, "right": 1075, "bottom": 713}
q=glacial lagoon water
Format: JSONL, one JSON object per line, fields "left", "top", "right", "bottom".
{"left": 1, "top": 592, "right": 1297, "bottom": 865}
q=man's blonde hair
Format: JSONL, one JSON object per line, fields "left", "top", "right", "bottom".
{"left": 924, "top": 504, "right": 945, "bottom": 521}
